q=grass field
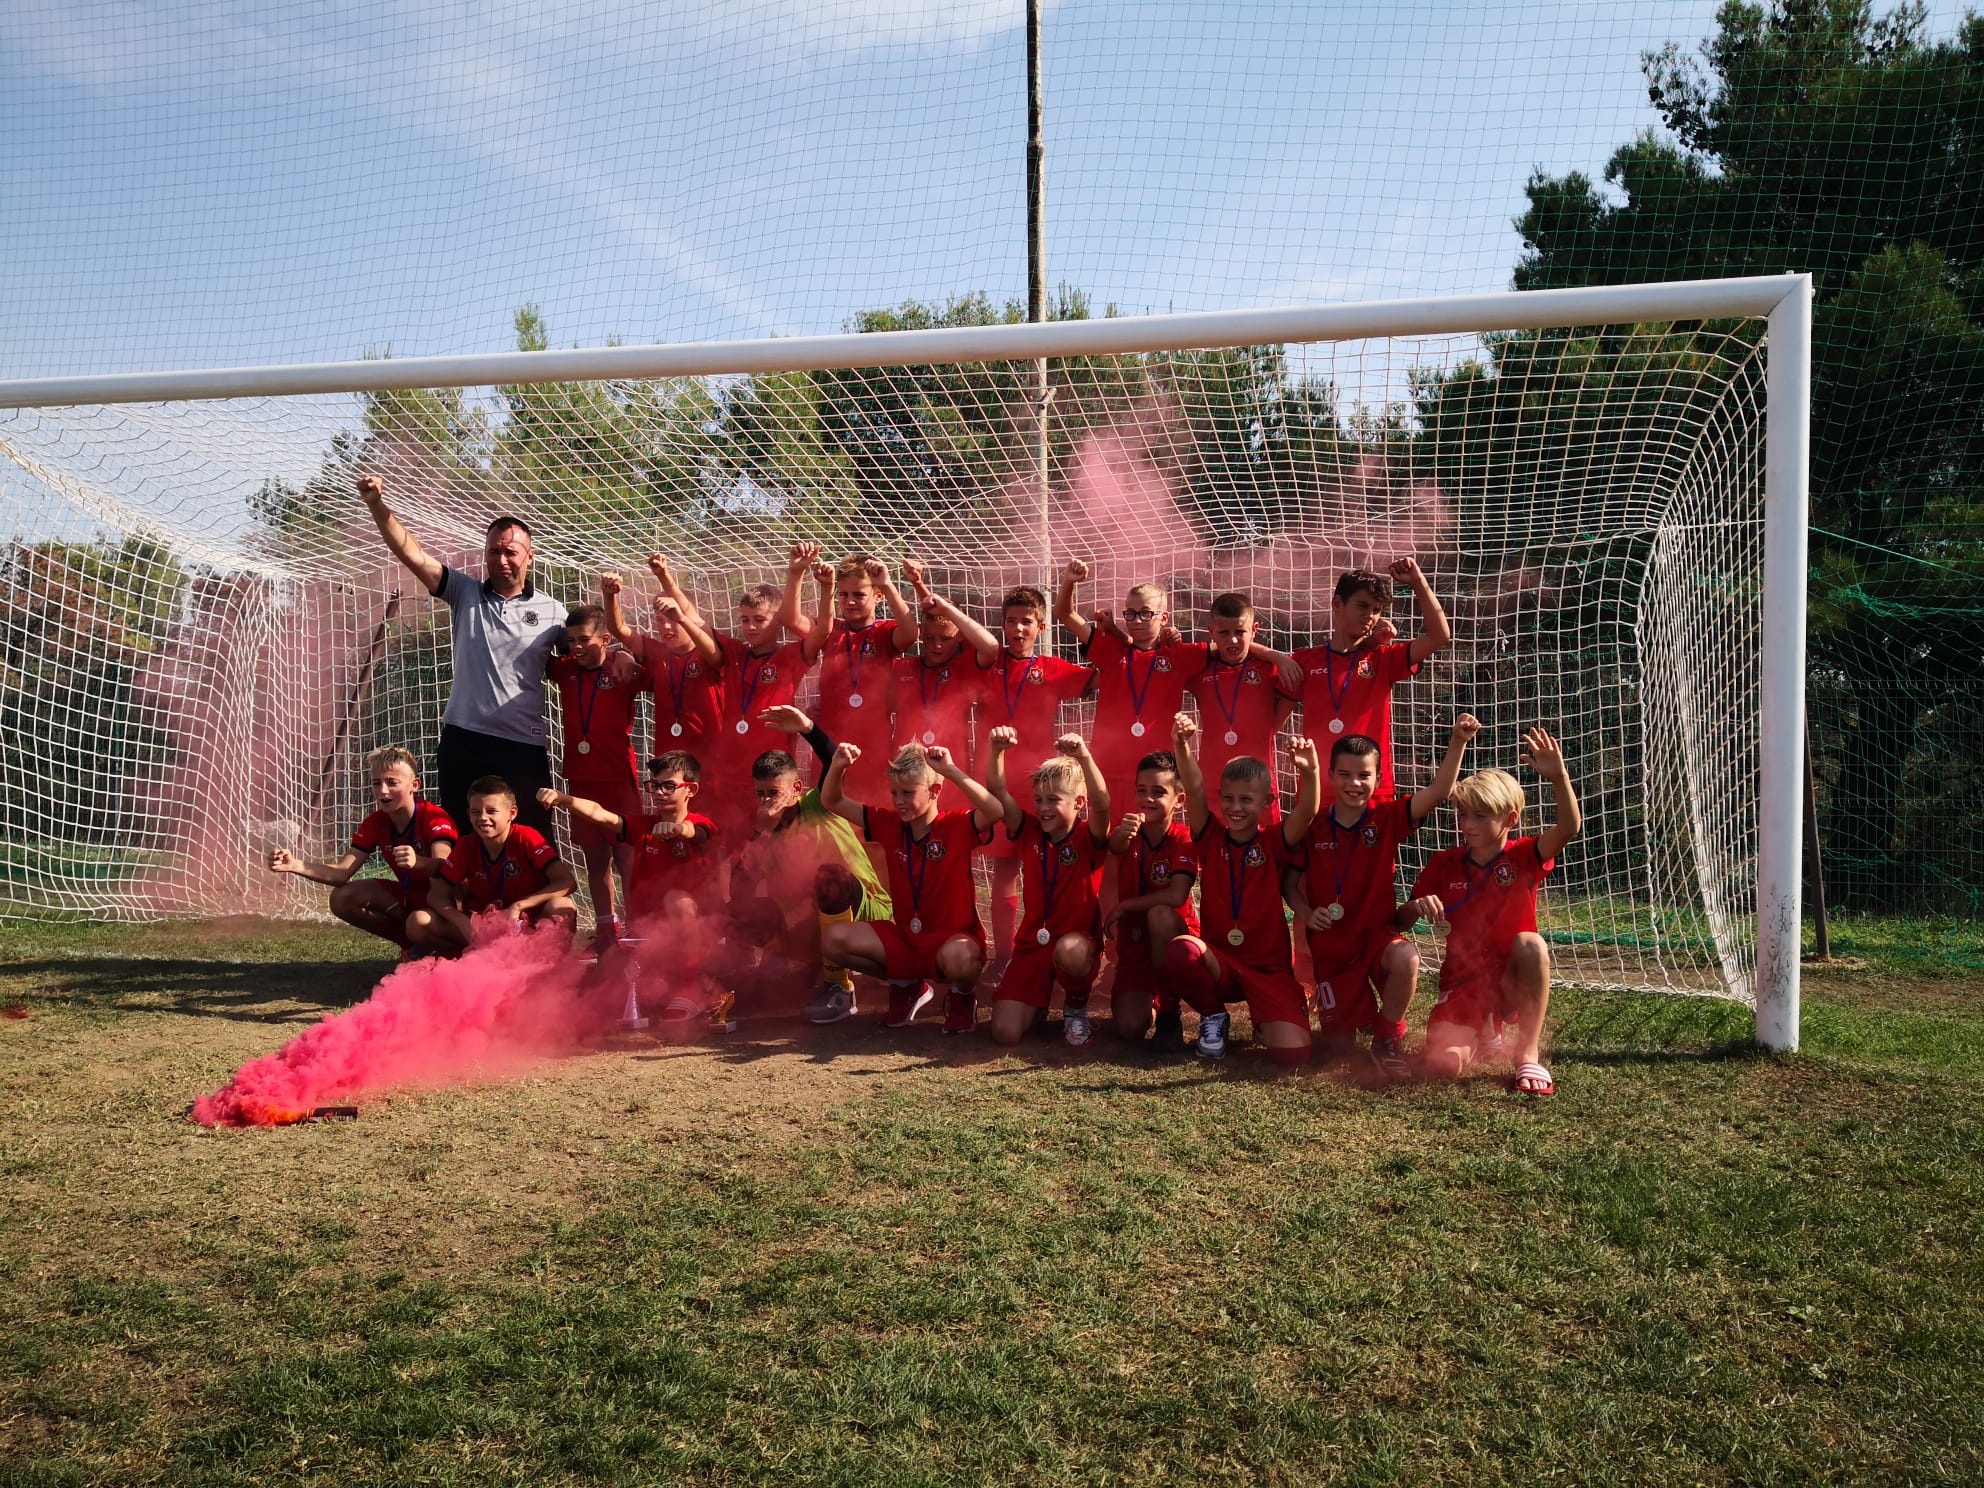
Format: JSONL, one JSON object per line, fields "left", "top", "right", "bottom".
{"left": 1, "top": 917, "right": 1980, "bottom": 1486}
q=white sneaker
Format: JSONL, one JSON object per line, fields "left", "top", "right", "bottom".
{"left": 1062, "top": 1007, "right": 1092, "bottom": 1047}
{"left": 1196, "top": 1010, "right": 1231, "bottom": 1060}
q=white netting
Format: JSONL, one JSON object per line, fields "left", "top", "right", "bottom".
{"left": 0, "top": 312, "right": 1767, "bottom": 998}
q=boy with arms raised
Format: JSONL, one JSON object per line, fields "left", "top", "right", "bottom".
{"left": 545, "top": 600, "right": 651, "bottom": 945}
{"left": 890, "top": 560, "right": 999, "bottom": 769}
{"left": 978, "top": 584, "right": 1095, "bottom": 967}
{"left": 1055, "top": 560, "right": 1206, "bottom": 812}
{"left": 1285, "top": 717, "right": 1480, "bottom": 1077}
{"left": 601, "top": 573, "right": 726, "bottom": 771}
{"left": 1401, "top": 727, "right": 1581, "bottom": 1095}
{"left": 1101, "top": 749, "right": 1200, "bottom": 1049}
{"left": 1183, "top": 592, "right": 1304, "bottom": 796}
{"left": 727, "top": 704, "right": 893, "bottom": 1023}
{"left": 539, "top": 749, "right": 727, "bottom": 1032}
{"left": 411, "top": 776, "right": 578, "bottom": 952}
{"left": 983, "top": 728, "right": 1112, "bottom": 1047}
{"left": 1166, "top": 715, "right": 1322, "bottom": 1064}
{"left": 267, "top": 745, "right": 458, "bottom": 957}
{"left": 821, "top": 740, "right": 1003, "bottom": 1034}
{"left": 1294, "top": 559, "right": 1452, "bottom": 797}
{"left": 785, "top": 553, "right": 920, "bottom": 803}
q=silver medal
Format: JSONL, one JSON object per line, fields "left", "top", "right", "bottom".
{"left": 576, "top": 740, "right": 591, "bottom": 755}
{"left": 670, "top": 722, "right": 683, "bottom": 737}
{"left": 1329, "top": 718, "right": 1345, "bottom": 735}
{"left": 735, "top": 719, "right": 750, "bottom": 735}
{"left": 1327, "top": 901, "right": 1345, "bottom": 921}
{"left": 909, "top": 915, "right": 922, "bottom": 933}
{"left": 1223, "top": 730, "right": 1239, "bottom": 746}
{"left": 848, "top": 692, "right": 864, "bottom": 709}
{"left": 1036, "top": 927, "right": 1051, "bottom": 946}
{"left": 922, "top": 730, "right": 936, "bottom": 745}
{"left": 1226, "top": 927, "right": 1245, "bottom": 947}
{"left": 1130, "top": 721, "right": 1146, "bottom": 738}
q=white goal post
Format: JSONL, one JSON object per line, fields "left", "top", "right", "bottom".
{"left": 0, "top": 275, "right": 1811, "bottom": 1051}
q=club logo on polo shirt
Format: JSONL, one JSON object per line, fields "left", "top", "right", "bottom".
{"left": 1244, "top": 841, "right": 1266, "bottom": 868}
{"left": 1362, "top": 823, "right": 1380, "bottom": 845}
{"left": 524, "top": 610, "right": 541, "bottom": 626}
{"left": 1154, "top": 656, "right": 1173, "bottom": 671}
{"left": 758, "top": 665, "right": 778, "bottom": 682}
{"left": 1495, "top": 862, "right": 1515, "bottom": 887}
{"left": 924, "top": 839, "right": 947, "bottom": 859}
{"left": 1057, "top": 842, "right": 1078, "bottom": 863}
{"left": 1243, "top": 667, "right": 1260, "bottom": 683}
{"left": 1151, "top": 862, "right": 1171, "bottom": 882}
{"left": 1357, "top": 655, "right": 1375, "bottom": 678}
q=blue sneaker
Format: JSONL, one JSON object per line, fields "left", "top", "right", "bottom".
{"left": 1195, "top": 1010, "right": 1231, "bottom": 1060}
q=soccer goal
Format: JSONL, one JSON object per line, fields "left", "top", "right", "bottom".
{"left": 0, "top": 275, "right": 1810, "bottom": 1049}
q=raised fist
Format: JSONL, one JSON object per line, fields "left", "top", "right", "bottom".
{"left": 902, "top": 558, "right": 927, "bottom": 588}
{"left": 834, "top": 741, "right": 862, "bottom": 768}
{"left": 387, "top": 844, "right": 419, "bottom": 872}
{"left": 266, "top": 847, "right": 297, "bottom": 874}
{"left": 599, "top": 571, "right": 624, "bottom": 598}
{"left": 1452, "top": 713, "right": 1482, "bottom": 743}
{"left": 1062, "top": 558, "right": 1090, "bottom": 584}
{"left": 1172, "top": 712, "right": 1198, "bottom": 745}
{"left": 987, "top": 725, "right": 1018, "bottom": 752}
{"left": 356, "top": 474, "right": 385, "bottom": 504}
{"left": 1054, "top": 732, "right": 1086, "bottom": 757}
{"left": 535, "top": 787, "right": 561, "bottom": 808}
{"left": 1388, "top": 556, "right": 1424, "bottom": 585}
{"left": 788, "top": 541, "right": 820, "bottom": 577}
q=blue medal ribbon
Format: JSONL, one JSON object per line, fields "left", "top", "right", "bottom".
{"left": 1038, "top": 825, "right": 1068, "bottom": 930}
{"left": 479, "top": 838, "right": 515, "bottom": 907}
{"left": 1123, "top": 643, "right": 1160, "bottom": 725}
{"left": 1320, "top": 646, "right": 1357, "bottom": 721}
{"left": 1001, "top": 652, "right": 1041, "bottom": 721}
{"left": 577, "top": 666, "right": 606, "bottom": 745}
{"left": 1223, "top": 830, "right": 1255, "bottom": 933}
{"left": 904, "top": 825, "right": 934, "bottom": 926}
{"left": 1445, "top": 849, "right": 1508, "bottom": 919}
{"left": 664, "top": 652, "right": 692, "bottom": 729}
{"left": 1328, "top": 805, "right": 1371, "bottom": 908}
{"left": 734, "top": 647, "right": 773, "bottom": 726}
{"left": 1207, "top": 658, "right": 1244, "bottom": 733}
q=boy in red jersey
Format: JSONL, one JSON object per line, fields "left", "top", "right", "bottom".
{"left": 1055, "top": 560, "right": 1207, "bottom": 816}
{"left": 1183, "top": 592, "right": 1304, "bottom": 796}
{"left": 820, "top": 740, "right": 1003, "bottom": 1033}
{"left": 892, "top": 560, "right": 999, "bottom": 763}
{"left": 1293, "top": 559, "right": 1452, "bottom": 797}
{"left": 1285, "top": 716, "right": 1480, "bottom": 1077}
{"left": 1165, "top": 713, "right": 1322, "bottom": 1064}
{"left": 978, "top": 583, "right": 1095, "bottom": 967}
{"left": 1401, "top": 726, "right": 1581, "bottom": 1095}
{"left": 267, "top": 745, "right": 458, "bottom": 956}
{"left": 1101, "top": 750, "right": 1199, "bottom": 1049}
{"left": 540, "top": 749, "right": 727, "bottom": 1033}
{"left": 787, "top": 553, "right": 919, "bottom": 803}
{"left": 984, "top": 728, "right": 1111, "bottom": 1047}
{"left": 647, "top": 546, "right": 819, "bottom": 794}
{"left": 602, "top": 574, "right": 726, "bottom": 761}
{"left": 545, "top": 600, "right": 652, "bottom": 945}
{"left": 412, "top": 776, "right": 577, "bottom": 952}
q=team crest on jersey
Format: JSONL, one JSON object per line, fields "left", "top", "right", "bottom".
{"left": 925, "top": 839, "right": 947, "bottom": 859}
{"left": 687, "top": 661, "right": 704, "bottom": 677}
{"left": 671, "top": 840, "right": 690, "bottom": 859}
{"left": 597, "top": 675, "right": 615, "bottom": 690}
{"left": 1058, "top": 843, "right": 1078, "bottom": 864}
{"left": 1027, "top": 669, "right": 1043, "bottom": 684}
{"left": 1357, "top": 655, "right": 1375, "bottom": 679}
{"left": 1362, "top": 823, "right": 1380, "bottom": 846}
{"left": 1244, "top": 842, "right": 1266, "bottom": 868}
{"left": 1153, "top": 656, "right": 1172, "bottom": 672}
{"left": 1151, "top": 862, "right": 1171, "bottom": 882}
{"left": 524, "top": 610, "right": 541, "bottom": 626}
{"left": 1495, "top": 862, "right": 1515, "bottom": 887}
{"left": 1242, "top": 667, "right": 1259, "bottom": 683}
{"left": 758, "top": 665, "right": 778, "bottom": 683}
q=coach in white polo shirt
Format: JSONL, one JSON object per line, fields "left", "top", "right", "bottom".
{"left": 358, "top": 474, "right": 564, "bottom": 836}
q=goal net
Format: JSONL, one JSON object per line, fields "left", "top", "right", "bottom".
{"left": 0, "top": 280, "right": 1805, "bottom": 1018}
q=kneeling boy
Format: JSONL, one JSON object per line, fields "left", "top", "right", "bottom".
{"left": 1286, "top": 716, "right": 1478, "bottom": 1076}
{"left": 1103, "top": 750, "right": 1199, "bottom": 1047}
{"left": 411, "top": 775, "right": 577, "bottom": 951}
{"left": 984, "top": 729, "right": 1111, "bottom": 1047}
{"left": 820, "top": 740, "right": 1003, "bottom": 1033}
{"left": 1400, "top": 727, "right": 1581, "bottom": 1095}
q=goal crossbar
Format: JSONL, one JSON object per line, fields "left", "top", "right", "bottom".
{"left": 0, "top": 274, "right": 1812, "bottom": 1053}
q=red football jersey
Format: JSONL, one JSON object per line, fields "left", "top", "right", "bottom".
{"left": 890, "top": 652, "right": 980, "bottom": 767}
{"left": 350, "top": 799, "right": 458, "bottom": 903}
{"left": 1302, "top": 796, "right": 1417, "bottom": 944}
{"left": 815, "top": 619, "right": 899, "bottom": 737}
{"left": 439, "top": 825, "right": 559, "bottom": 912}
{"left": 1010, "top": 815, "right": 1108, "bottom": 942}
{"left": 622, "top": 811, "right": 722, "bottom": 920}
{"left": 1112, "top": 820, "right": 1201, "bottom": 936}
{"left": 717, "top": 635, "right": 813, "bottom": 774}
{"left": 1086, "top": 633, "right": 1207, "bottom": 786}
{"left": 1192, "top": 821, "right": 1299, "bottom": 968}
{"left": 643, "top": 643, "right": 728, "bottom": 759}
{"left": 1293, "top": 641, "right": 1420, "bottom": 794}
{"left": 865, "top": 806, "right": 989, "bottom": 937}
{"left": 1186, "top": 654, "right": 1295, "bottom": 785}
{"left": 1410, "top": 835, "right": 1554, "bottom": 994}
{"left": 548, "top": 650, "right": 651, "bottom": 783}
{"left": 979, "top": 650, "right": 1093, "bottom": 785}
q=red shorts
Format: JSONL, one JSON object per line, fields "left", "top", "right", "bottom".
{"left": 990, "top": 938, "right": 1095, "bottom": 1008}
{"left": 1428, "top": 973, "right": 1514, "bottom": 1038}
{"left": 567, "top": 779, "right": 644, "bottom": 858}
{"left": 872, "top": 918, "right": 984, "bottom": 983}
{"left": 1305, "top": 930, "right": 1408, "bottom": 1036}
{"left": 1215, "top": 954, "right": 1311, "bottom": 1030}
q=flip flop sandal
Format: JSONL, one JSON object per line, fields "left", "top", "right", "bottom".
{"left": 1514, "top": 1062, "right": 1555, "bottom": 1097}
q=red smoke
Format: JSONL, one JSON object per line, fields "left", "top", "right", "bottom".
{"left": 190, "top": 916, "right": 600, "bottom": 1127}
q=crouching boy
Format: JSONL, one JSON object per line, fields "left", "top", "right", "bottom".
{"left": 411, "top": 775, "right": 578, "bottom": 951}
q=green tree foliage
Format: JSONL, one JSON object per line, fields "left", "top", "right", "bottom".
{"left": 1507, "top": 0, "right": 1984, "bottom": 910}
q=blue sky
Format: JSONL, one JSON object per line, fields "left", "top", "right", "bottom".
{"left": 0, "top": 0, "right": 1975, "bottom": 382}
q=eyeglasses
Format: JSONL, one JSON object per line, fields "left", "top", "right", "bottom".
{"left": 648, "top": 779, "right": 690, "bottom": 793}
{"left": 1122, "top": 607, "right": 1158, "bottom": 622}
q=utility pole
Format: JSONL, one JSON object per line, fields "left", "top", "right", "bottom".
{"left": 1027, "top": 0, "right": 1050, "bottom": 582}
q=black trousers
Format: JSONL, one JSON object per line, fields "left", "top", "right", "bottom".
{"left": 437, "top": 724, "right": 555, "bottom": 837}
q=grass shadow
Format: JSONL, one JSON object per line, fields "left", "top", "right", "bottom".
{"left": 0, "top": 956, "right": 385, "bottom": 1023}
